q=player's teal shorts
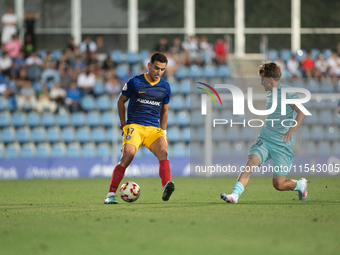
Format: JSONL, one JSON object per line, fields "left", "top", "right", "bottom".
{"left": 248, "top": 135, "right": 295, "bottom": 176}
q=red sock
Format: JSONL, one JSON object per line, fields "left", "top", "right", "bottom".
{"left": 159, "top": 159, "right": 171, "bottom": 188}
{"left": 109, "top": 164, "right": 126, "bottom": 193}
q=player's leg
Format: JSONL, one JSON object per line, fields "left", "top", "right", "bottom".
{"left": 147, "top": 129, "right": 175, "bottom": 201}
{"left": 220, "top": 154, "right": 261, "bottom": 204}
{"left": 104, "top": 144, "right": 136, "bottom": 204}
{"left": 221, "top": 137, "right": 270, "bottom": 204}
{"left": 237, "top": 154, "right": 262, "bottom": 188}
{"left": 272, "top": 175, "right": 307, "bottom": 200}
{"left": 272, "top": 175, "right": 297, "bottom": 190}
{"left": 270, "top": 144, "right": 308, "bottom": 200}
{"left": 109, "top": 144, "right": 136, "bottom": 192}
{"left": 104, "top": 124, "right": 142, "bottom": 204}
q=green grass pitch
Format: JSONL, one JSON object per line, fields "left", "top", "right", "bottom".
{"left": 1, "top": 177, "right": 339, "bottom": 255}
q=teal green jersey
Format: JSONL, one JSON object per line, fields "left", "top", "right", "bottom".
{"left": 260, "top": 84, "right": 299, "bottom": 140}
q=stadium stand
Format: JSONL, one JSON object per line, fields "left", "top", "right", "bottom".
{"left": 1, "top": 45, "right": 340, "bottom": 160}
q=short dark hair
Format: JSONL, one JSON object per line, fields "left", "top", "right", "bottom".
{"left": 258, "top": 61, "right": 281, "bottom": 81}
{"left": 151, "top": 52, "right": 168, "bottom": 64}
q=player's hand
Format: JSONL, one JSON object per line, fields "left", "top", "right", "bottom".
{"left": 119, "top": 123, "right": 126, "bottom": 136}
{"left": 280, "top": 130, "right": 294, "bottom": 143}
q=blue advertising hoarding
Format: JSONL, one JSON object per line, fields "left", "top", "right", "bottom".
{"left": 0, "top": 155, "right": 339, "bottom": 180}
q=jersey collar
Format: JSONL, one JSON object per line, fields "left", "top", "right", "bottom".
{"left": 144, "top": 73, "right": 160, "bottom": 86}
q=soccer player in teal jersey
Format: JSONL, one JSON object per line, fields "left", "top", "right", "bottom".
{"left": 221, "top": 62, "right": 308, "bottom": 203}
{"left": 104, "top": 53, "right": 175, "bottom": 204}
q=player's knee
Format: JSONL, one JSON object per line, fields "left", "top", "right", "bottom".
{"left": 246, "top": 156, "right": 260, "bottom": 168}
{"left": 273, "top": 182, "right": 285, "bottom": 191}
{"left": 119, "top": 152, "right": 135, "bottom": 168}
{"left": 247, "top": 160, "right": 257, "bottom": 168}
{"left": 158, "top": 148, "right": 168, "bottom": 159}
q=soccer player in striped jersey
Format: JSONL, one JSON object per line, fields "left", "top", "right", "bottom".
{"left": 104, "top": 53, "right": 174, "bottom": 204}
{"left": 221, "top": 62, "right": 308, "bottom": 204}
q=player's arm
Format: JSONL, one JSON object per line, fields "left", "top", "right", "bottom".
{"left": 159, "top": 103, "right": 169, "bottom": 131}
{"left": 117, "top": 93, "right": 129, "bottom": 131}
{"left": 280, "top": 105, "right": 306, "bottom": 143}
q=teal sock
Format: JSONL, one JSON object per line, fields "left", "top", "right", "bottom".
{"left": 232, "top": 181, "right": 245, "bottom": 196}
{"left": 293, "top": 180, "right": 301, "bottom": 191}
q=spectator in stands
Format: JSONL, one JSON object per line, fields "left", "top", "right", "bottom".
{"left": 60, "top": 66, "right": 74, "bottom": 89}
{"left": 25, "top": 51, "right": 43, "bottom": 81}
{"left": 5, "top": 34, "right": 21, "bottom": 59}
{"left": 50, "top": 82, "right": 67, "bottom": 113}
{"left": 163, "top": 52, "right": 179, "bottom": 81}
{"left": 314, "top": 54, "right": 329, "bottom": 79}
{"left": 104, "top": 68, "right": 121, "bottom": 95}
{"left": 275, "top": 55, "right": 287, "bottom": 78}
{"left": 36, "top": 84, "right": 57, "bottom": 113}
{"left": 65, "top": 36, "right": 79, "bottom": 55}
{"left": 17, "top": 80, "right": 37, "bottom": 111}
{"left": 95, "top": 35, "right": 108, "bottom": 63}
{"left": 0, "top": 74, "right": 16, "bottom": 110}
{"left": 57, "top": 48, "right": 75, "bottom": 71}
{"left": 327, "top": 50, "right": 340, "bottom": 88}
{"left": 213, "top": 37, "right": 227, "bottom": 65}
{"left": 80, "top": 36, "right": 97, "bottom": 65}
{"left": 25, "top": 51, "right": 43, "bottom": 67}
{"left": 77, "top": 65, "right": 96, "bottom": 95}
{"left": 72, "top": 54, "right": 86, "bottom": 75}
{"left": 15, "top": 67, "right": 29, "bottom": 90}
{"left": 182, "top": 35, "right": 201, "bottom": 65}
{"left": 199, "top": 35, "right": 214, "bottom": 65}
{"left": 42, "top": 51, "right": 55, "bottom": 70}
{"left": 24, "top": 11, "right": 40, "bottom": 50}
{"left": 169, "top": 37, "right": 186, "bottom": 65}
{"left": 286, "top": 54, "right": 301, "bottom": 83}
{"left": 11, "top": 50, "right": 26, "bottom": 79}
{"left": 155, "top": 36, "right": 169, "bottom": 53}
{"left": 0, "top": 73, "right": 10, "bottom": 95}
{"left": 337, "top": 100, "right": 340, "bottom": 114}
{"left": 1, "top": 7, "right": 17, "bottom": 47}
{"left": 24, "top": 34, "right": 34, "bottom": 57}
{"left": 3, "top": 85, "right": 16, "bottom": 110}
{"left": 66, "top": 80, "right": 82, "bottom": 112}
{"left": 301, "top": 51, "right": 315, "bottom": 79}
{"left": 0, "top": 51, "right": 13, "bottom": 78}
{"left": 57, "top": 50, "right": 72, "bottom": 73}
{"left": 101, "top": 56, "right": 117, "bottom": 75}
{"left": 64, "top": 47, "right": 76, "bottom": 63}
{"left": 41, "top": 58, "right": 60, "bottom": 85}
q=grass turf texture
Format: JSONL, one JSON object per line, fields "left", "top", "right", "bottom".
{"left": 1, "top": 177, "right": 339, "bottom": 255}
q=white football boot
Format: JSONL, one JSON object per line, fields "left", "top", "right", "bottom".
{"left": 298, "top": 178, "right": 308, "bottom": 201}
{"left": 220, "top": 193, "right": 238, "bottom": 204}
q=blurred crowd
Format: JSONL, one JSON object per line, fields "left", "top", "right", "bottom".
{"left": 275, "top": 49, "right": 340, "bottom": 88}
{"left": 0, "top": 7, "right": 229, "bottom": 115}
{"left": 0, "top": 32, "right": 123, "bottom": 114}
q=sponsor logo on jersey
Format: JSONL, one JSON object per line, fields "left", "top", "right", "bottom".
{"left": 136, "top": 98, "right": 161, "bottom": 106}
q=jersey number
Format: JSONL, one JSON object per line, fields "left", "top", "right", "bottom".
{"left": 255, "top": 139, "right": 263, "bottom": 147}
{"left": 126, "top": 128, "right": 135, "bottom": 135}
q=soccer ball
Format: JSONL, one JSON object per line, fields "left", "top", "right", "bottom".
{"left": 119, "top": 182, "right": 140, "bottom": 202}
